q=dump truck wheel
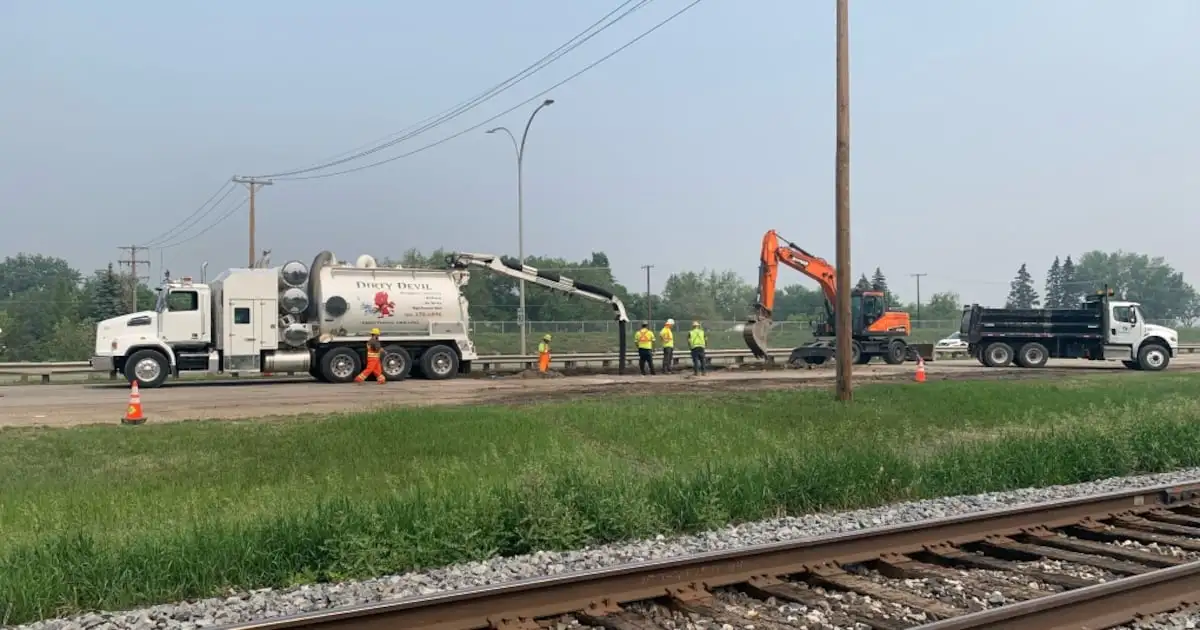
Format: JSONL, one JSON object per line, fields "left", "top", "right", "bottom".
{"left": 420, "top": 345, "right": 459, "bottom": 380}
{"left": 381, "top": 346, "right": 412, "bottom": 381}
{"left": 320, "top": 347, "right": 360, "bottom": 383}
{"left": 1137, "top": 344, "right": 1170, "bottom": 371}
{"left": 982, "top": 342, "right": 1013, "bottom": 367}
{"left": 1015, "top": 342, "right": 1049, "bottom": 368}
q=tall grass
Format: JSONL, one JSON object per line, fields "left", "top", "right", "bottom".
{"left": 4, "top": 373, "right": 1200, "bottom": 623}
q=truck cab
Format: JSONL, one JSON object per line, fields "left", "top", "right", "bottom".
{"left": 90, "top": 277, "right": 214, "bottom": 386}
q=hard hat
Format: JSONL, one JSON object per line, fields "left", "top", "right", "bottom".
{"left": 666, "top": 318, "right": 675, "bottom": 326}
{"left": 692, "top": 320, "right": 700, "bottom": 327}
{"left": 641, "top": 321, "right": 649, "bottom": 327}
{"left": 370, "top": 328, "right": 381, "bottom": 335}
{"left": 543, "top": 334, "right": 552, "bottom": 341}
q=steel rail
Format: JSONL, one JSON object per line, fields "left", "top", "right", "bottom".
{"left": 214, "top": 480, "right": 1200, "bottom": 630}
{"left": 919, "top": 559, "right": 1200, "bottom": 629}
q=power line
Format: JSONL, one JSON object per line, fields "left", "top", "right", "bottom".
{"left": 153, "top": 197, "right": 250, "bottom": 250}
{"left": 140, "top": 181, "right": 237, "bottom": 248}
{"left": 142, "top": 184, "right": 239, "bottom": 249}
{"left": 272, "top": 0, "right": 705, "bottom": 182}
{"left": 254, "top": 0, "right": 654, "bottom": 179}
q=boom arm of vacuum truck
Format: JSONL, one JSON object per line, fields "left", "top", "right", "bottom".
{"left": 447, "top": 252, "right": 631, "bottom": 371}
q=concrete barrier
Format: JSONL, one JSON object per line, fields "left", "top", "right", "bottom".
{"left": 3, "top": 344, "right": 1198, "bottom": 384}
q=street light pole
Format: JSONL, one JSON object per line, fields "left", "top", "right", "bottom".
{"left": 487, "top": 98, "right": 555, "bottom": 356}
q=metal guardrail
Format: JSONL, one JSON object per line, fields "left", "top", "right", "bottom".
{"left": 2, "top": 344, "right": 1199, "bottom": 384}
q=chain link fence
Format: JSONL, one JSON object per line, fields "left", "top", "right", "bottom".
{"left": 470, "top": 319, "right": 963, "bottom": 335}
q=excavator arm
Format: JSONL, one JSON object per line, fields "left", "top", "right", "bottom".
{"left": 447, "top": 252, "right": 630, "bottom": 373}
{"left": 744, "top": 230, "right": 839, "bottom": 358}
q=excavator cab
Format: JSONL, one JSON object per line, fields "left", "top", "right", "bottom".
{"left": 810, "top": 290, "right": 889, "bottom": 338}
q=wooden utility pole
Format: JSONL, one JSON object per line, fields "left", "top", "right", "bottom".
{"left": 910, "top": 272, "right": 928, "bottom": 322}
{"left": 640, "top": 264, "right": 655, "bottom": 322}
{"left": 834, "top": 0, "right": 853, "bottom": 402}
{"left": 231, "top": 176, "right": 273, "bottom": 267}
{"left": 117, "top": 245, "right": 151, "bottom": 311}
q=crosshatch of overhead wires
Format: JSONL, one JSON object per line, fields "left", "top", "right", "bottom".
{"left": 138, "top": 0, "right": 705, "bottom": 253}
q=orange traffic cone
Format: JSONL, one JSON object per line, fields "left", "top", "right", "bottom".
{"left": 122, "top": 381, "right": 147, "bottom": 425}
{"left": 914, "top": 356, "right": 927, "bottom": 383}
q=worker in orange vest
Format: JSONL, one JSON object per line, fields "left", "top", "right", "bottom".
{"left": 537, "top": 333, "right": 552, "bottom": 373}
{"left": 355, "top": 328, "right": 387, "bottom": 383}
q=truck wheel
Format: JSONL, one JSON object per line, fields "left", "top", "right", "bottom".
{"left": 320, "top": 347, "right": 361, "bottom": 383}
{"left": 982, "top": 342, "right": 1014, "bottom": 367}
{"left": 1015, "top": 342, "right": 1049, "bottom": 368}
{"left": 882, "top": 340, "right": 907, "bottom": 365}
{"left": 381, "top": 345, "right": 412, "bottom": 381}
{"left": 1122, "top": 360, "right": 1140, "bottom": 371}
{"left": 1136, "top": 344, "right": 1170, "bottom": 372}
{"left": 124, "top": 349, "right": 170, "bottom": 388}
{"left": 420, "top": 345, "right": 459, "bottom": 380}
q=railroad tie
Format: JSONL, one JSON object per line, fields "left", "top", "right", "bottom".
{"left": 1068, "top": 518, "right": 1200, "bottom": 552}
{"left": 1019, "top": 526, "right": 1185, "bottom": 568}
{"left": 800, "top": 561, "right": 963, "bottom": 620}
{"left": 870, "top": 551, "right": 1057, "bottom": 601}
{"left": 574, "top": 598, "right": 661, "bottom": 630}
{"left": 977, "top": 534, "right": 1150, "bottom": 576}
{"left": 741, "top": 575, "right": 910, "bottom": 630}
{"left": 915, "top": 543, "right": 1093, "bottom": 590}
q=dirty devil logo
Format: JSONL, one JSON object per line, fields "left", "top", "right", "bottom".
{"left": 362, "top": 291, "right": 396, "bottom": 318}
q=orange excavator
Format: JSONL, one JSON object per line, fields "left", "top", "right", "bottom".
{"left": 744, "top": 230, "right": 916, "bottom": 367}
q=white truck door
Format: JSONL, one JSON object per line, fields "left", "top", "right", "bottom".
{"left": 1107, "top": 304, "right": 1140, "bottom": 349}
{"left": 161, "top": 289, "right": 203, "bottom": 344}
{"left": 224, "top": 299, "right": 261, "bottom": 372}
{"left": 256, "top": 299, "right": 277, "bottom": 351}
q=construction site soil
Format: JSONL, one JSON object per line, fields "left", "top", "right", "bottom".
{"left": 3, "top": 355, "right": 1200, "bottom": 429}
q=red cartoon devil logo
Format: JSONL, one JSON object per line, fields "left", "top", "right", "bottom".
{"left": 372, "top": 291, "right": 395, "bottom": 318}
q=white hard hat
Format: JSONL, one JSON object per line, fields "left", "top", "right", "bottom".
{"left": 666, "top": 318, "right": 675, "bottom": 325}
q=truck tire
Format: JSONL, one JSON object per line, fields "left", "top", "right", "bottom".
{"left": 381, "top": 345, "right": 412, "bottom": 381}
{"left": 882, "top": 340, "right": 907, "bottom": 365}
{"left": 1136, "top": 344, "right": 1170, "bottom": 372}
{"left": 320, "top": 347, "right": 361, "bottom": 383}
{"left": 982, "top": 342, "right": 1014, "bottom": 368}
{"left": 1015, "top": 342, "right": 1049, "bottom": 368}
{"left": 420, "top": 345, "right": 459, "bottom": 380}
{"left": 124, "top": 349, "right": 170, "bottom": 389}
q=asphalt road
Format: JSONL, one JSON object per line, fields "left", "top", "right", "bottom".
{"left": 3, "top": 355, "right": 1199, "bottom": 429}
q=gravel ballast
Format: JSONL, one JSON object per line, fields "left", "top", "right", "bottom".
{"left": 12, "top": 468, "right": 1200, "bottom": 630}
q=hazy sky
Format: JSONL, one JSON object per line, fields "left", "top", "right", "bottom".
{"left": 2, "top": 0, "right": 1197, "bottom": 312}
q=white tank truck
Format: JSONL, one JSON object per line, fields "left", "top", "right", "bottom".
{"left": 90, "top": 251, "right": 631, "bottom": 388}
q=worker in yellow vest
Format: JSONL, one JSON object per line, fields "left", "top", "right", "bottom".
{"left": 537, "top": 333, "right": 552, "bottom": 373}
{"left": 659, "top": 318, "right": 675, "bottom": 374}
{"left": 634, "top": 321, "right": 656, "bottom": 376}
{"left": 355, "top": 328, "right": 387, "bottom": 383}
{"left": 688, "top": 320, "right": 707, "bottom": 376}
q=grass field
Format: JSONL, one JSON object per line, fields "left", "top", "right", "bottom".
{"left": 5, "top": 373, "right": 1200, "bottom": 622}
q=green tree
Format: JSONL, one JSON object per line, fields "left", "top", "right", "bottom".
{"left": 1044, "top": 256, "right": 1063, "bottom": 308}
{"left": 1005, "top": 263, "right": 1039, "bottom": 309}
{"left": 82, "top": 263, "right": 127, "bottom": 323}
{"left": 1070, "top": 250, "right": 1197, "bottom": 322}
{"left": 869, "top": 267, "right": 894, "bottom": 304}
{"left": 854, "top": 274, "right": 872, "bottom": 291}
{"left": 1060, "top": 255, "right": 1079, "bottom": 306}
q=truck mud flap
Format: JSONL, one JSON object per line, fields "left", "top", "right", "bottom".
{"left": 617, "top": 322, "right": 627, "bottom": 375}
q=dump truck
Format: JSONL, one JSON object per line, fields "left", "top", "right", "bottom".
{"left": 960, "top": 288, "right": 1178, "bottom": 370}
{"left": 90, "top": 251, "right": 629, "bottom": 388}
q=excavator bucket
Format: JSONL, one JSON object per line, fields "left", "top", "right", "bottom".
{"left": 743, "top": 318, "right": 772, "bottom": 359}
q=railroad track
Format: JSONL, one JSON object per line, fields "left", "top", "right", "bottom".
{"left": 215, "top": 481, "right": 1200, "bottom": 630}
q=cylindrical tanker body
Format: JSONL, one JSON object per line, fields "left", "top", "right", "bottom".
{"left": 310, "top": 264, "right": 471, "bottom": 338}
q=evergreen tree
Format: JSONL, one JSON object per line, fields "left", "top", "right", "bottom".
{"left": 1005, "top": 263, "right": 1040, "bottom": 309}
{"left": 855, "top": 274, "right": 872, "bottom": 291}
{"left": 1044, "top": 256, "right": 1063, "bottom": 308}
{"left": 91, "top": 263, "right": 126, "bottom": 321}
{"left": 869, "top": 267, "right": 893, "bottom": 304}
{"left": 1060, "top": 255, "right": 1078, "bottom": 306}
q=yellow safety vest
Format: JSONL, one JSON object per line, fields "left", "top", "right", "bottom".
{"left": 635, "top": 329, "right": 655, "bottom": 350}
{"left": 689, "top": 328, "right": 706, "bottom": 348}
{"left": 538, "top": 341, "right": 550, "bottom": 354}
{"left": 659, "top": 326, "right": 674, "bottom": 348}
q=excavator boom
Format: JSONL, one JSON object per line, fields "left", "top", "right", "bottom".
{"left": 744, "top": 230, "right": 838, "bottom": 357}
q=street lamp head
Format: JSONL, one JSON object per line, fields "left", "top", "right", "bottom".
{"left": 542, "top": 99, "right": 555, "bottom": 106}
